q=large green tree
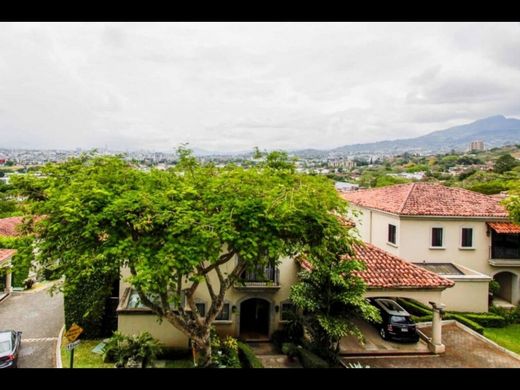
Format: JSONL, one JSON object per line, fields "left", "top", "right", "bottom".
{"left": 494, "top": 153, "right": 518, "bottom": 174}
{"left": 14, "top": 149, "right": 356, "bottom": 367}
{"left": 290, "top": 244, "right": 380, "bottom": 363}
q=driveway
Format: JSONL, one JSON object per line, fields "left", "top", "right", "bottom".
{"left": 0, "top": 284, "right": 63, "bottom": 368}
{"left": 340, "top": 317, "right": 429, "bottom": 355}
{"left": 341, "top": 323, "right": 520, "bottom": 368}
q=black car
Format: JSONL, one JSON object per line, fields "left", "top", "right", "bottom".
{"left": 369, "top": 298, "right": 419, "bottom": 342}
{"left": 0, "top": 330, "right": 22, "bottom": 368}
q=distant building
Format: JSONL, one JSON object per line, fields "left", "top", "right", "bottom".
{"left": 335, "top": 181, "right": 359, "bottom": 192}
{"left": 328, "top": 158, "right": 356, "bottom": 170}
{"left": 469, "top": 140, "right": 485, "bottom": 152}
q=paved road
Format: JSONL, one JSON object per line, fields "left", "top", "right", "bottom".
{"left": 0, "top": 285, "right": 63, "bottom": 368}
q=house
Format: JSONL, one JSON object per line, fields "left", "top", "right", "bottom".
{"left": 116, "top": 241, "right": 453, "bottom": 352}
{"left": 0, "top": 217, "right": 23, "bottom": 301}
{"left": 342, "top": 182, "right": 520, "bottom": 312}
{"left": 0, "top": 249, "right": 16, "bottom": 301}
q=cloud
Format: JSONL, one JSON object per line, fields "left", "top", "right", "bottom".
{"left": 0, "top": 22, "right": 519, "bottom": 152}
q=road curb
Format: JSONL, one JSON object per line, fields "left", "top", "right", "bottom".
{"left": 56, "top": 324, "right": 65, "bottom": 368}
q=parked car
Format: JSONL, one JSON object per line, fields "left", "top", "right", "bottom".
{"left": 0, "top": 330, "right": 22, "bottom": 368}
{"left": 368, "top": 298, "right": 419, "bottom": 342}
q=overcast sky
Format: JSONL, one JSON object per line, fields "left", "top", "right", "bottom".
{"left": 0, "top": 22, "right": 519, "bottom": 152}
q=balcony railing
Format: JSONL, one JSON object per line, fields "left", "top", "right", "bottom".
{"left": 491, "top": 246, "right": 520, "bottom": 260}
{"left": 235, "top": 266, "right": 280, "bottom": 289}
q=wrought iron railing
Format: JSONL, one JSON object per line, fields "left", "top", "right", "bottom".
{"left": 491, "top": 246, "right": 520, "bottom": 259}
{"left": 238, "top": 266, "right": 280, "bottom": 287}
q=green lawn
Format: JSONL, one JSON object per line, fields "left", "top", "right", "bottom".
{"left": 60, "top": 337, "right": 195, "bottom": 368}
{"left": 484, "top": 324, "right": 520, "bottom": 355}
{"left": 61, "top": 338, "right": 114, "bottom": 368}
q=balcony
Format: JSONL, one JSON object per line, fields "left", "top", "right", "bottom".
{"left": 234, "top": 265, "right": 280, "bottom": 291}
{"left": 489, "top": 246, "right": 520, "bottom": 267}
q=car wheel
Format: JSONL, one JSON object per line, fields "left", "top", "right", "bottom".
{"left": 379, "top": 327, "right": 388, "bottom": 340}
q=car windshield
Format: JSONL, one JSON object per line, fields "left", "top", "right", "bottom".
{"left": 0, "top": 340, "right": 11, "bottom": 354}
{"left": 390, "top": 315, "right": 410, "bottom": 323}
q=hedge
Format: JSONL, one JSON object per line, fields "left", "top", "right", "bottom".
{"left": 410, "top": 314, "right": 433, "bottom": 323}
{"left": 296, "top": 347, "right": 329, "bottom": 368}
{"left": 63, "top": 271, "right": 118, "bottom": 339}
{"left": 455, "top": 313, "right": 506, "bottom": 328}
{"left": 237, "top": 341, "right": 263, "bottom": 368}
{"left": 396, "top": 298, "right": 431, "bottom": 316}
{"left": 449, "top": 314, "right": 484, "bottom": 334}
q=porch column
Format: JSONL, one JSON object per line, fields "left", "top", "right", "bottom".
{"left": 429, "top": 302, "right": 445, "bottom": 354}
{"left": 5, "top": 269, "right": 12, "bottom": 293}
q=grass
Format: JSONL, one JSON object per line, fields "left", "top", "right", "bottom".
{"left": 61, "top": 338, "right": 114, "bottom": 368}
{"left": 484, "top": 324, "right": 520, "bottom": 355}
{"left": 163, "top": 359, "right": 195, "bottom": 368}
{"left": 60, "top": 337, "right": 195, "bottom": 368}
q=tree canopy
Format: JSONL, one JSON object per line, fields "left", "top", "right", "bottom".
{"left": 14, "top": 149, "right": 359, "bottom": 366}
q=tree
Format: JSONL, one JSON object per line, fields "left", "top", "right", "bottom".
{"left": 494, "top": 154, "right": 518, "bottom": 174}
{"left": 14, "top": 149, "right": 354, "bottom": 367}
{"left": 290, "top": 244, "right": 380, "bottom": 363}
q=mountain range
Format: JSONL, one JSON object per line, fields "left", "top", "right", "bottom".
{"left": 291, "top": 115, "right": 520, "bottom": 158}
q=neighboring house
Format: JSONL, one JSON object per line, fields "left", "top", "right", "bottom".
{"left": 0, "top": 249, "right": 16, "bottom": 301}
{"left": 342, "top": 182, "right": 520, "bottom": 312}
{"left": 0, "top": 217, "right": 23, "bottom": 301}
{"left": 116, "top": 242, "right": 453, "bottom": 349}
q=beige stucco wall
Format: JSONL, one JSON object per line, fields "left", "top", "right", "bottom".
{"left": 398, "top": 218, "right": 494, "bottom": 275}
{"left": 349, "top": 206, "right": 401, "bottom": 256}
{"left": 440, "top": 280, "right": 489, "bottom": 312}
{"left": 118, "top": 314, "right": 190, "bottom": 349}
{"left": 118, "top": 255, "right": 299, "bottom": 347}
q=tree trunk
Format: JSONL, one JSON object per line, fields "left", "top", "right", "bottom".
{"left": 192, "top": 336, "right": 212, "bottom": 368}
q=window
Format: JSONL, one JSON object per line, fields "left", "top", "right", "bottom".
{"left": 388, "top": 224, "right": 397, "bottom": 244}
{"left": 126, "top": 290, "right": 147, "bottom": 309}
{"left": 215, "top": 303, "right": 231, "bottom": 321}
{"left": 195, "top": 303, "right": 206, "bottom": 317}
{"left": 431, "top": 227, "right": 443, "bottom": 247}
{"left": 280, "top": 302, "right": 296, "bottom": 321}
{"left": 461, "top": 228, "right": 473, "bottom": 248}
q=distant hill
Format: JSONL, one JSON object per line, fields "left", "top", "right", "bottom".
{"left": 293, "top": 115, "right": 520, "bottom": 157}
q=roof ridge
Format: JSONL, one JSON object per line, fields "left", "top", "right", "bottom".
{"left": 398, "top": 182, "right": 416, "bottom": 214}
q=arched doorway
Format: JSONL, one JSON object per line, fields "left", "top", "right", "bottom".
{"left": 239, "top": 298, "right": 270, "bottom": 340}
{"left": 493, "top": 272, "right": 515, "bottom": 303}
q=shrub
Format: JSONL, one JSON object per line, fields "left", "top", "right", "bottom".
{"left": 221, "top": 336, "right": 241, "bottom": 368}
{"left": 489, "top": 280, "right": 501, "bottom": 296}
{"left": 102, "top": 331, "right": 162, "bottom": 368}
{"left": 297, "top": 347, "right": 329, "bottom": 368}
{"left": 270, "top": 329, "right": 288, "bottom": 350}
{"left": 396, "top": 298, "right": 432, "bottom": 316}
{"left": 461, "top": 313, "right": 506, "bottom": 328}
{"left": 449, "top": 314, "right": 484, "bottom": 334}
{"left": 281, "top": 342, "right": 299, "bottom": 359}
{"left": 237, "top": 341, "right": 263, "bottom": 368}
{"left": 24, "top": 278, "right": 35, "bottom": 290}
{"left": 489, "top": 306, "right": 520, "bottom": 325}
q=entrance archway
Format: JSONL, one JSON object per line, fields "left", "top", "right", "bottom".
{"left": 239, "top": 298, "right": 270, "bottom": 340}
{"left": 493, "top": 272, "right": 516, "bottom": 303}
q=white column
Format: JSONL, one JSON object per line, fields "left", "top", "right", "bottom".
{"left": 5, "top": 269, "right": 12, "bottom": 293}
{"left": 429, "top": 302, "right": 445, "bottom": 354}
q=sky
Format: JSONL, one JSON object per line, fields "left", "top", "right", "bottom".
{"left": 0, "top": 22, "right": 519, "bottom": 152}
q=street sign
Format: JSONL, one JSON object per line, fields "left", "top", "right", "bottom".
{"left": 65, "top": 323, "right": 84, "bottom": 343}
{"left": 66, "top": 340, "right": 81, "bottom": 351}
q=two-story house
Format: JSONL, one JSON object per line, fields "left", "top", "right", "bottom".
{"left": 116, "top": 242, "right": 453, "bottom": 349}
{"left": 343, "top": 182, "right": 520, "bottom": 312}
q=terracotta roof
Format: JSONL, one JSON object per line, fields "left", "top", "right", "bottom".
{"left": 296, "top": 243, "right": 454, "bottom": 289}
{"left": 0, "top": 249, "right": 16, "bottom": 265}
{"left": 487, "top": 222, "right": 520, "bottom": 234}
{"left": 341, "top": 183, "right": 508, "bottom": 217}
{"left": 0, "top": 217, "right": 23, "bottom": 237}
{"left": 349, "top": 243, "right": 454, "bottom": 289}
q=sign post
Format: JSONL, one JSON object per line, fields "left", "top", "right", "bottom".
{"left": 64, "top": 323, "right": 84, "bottom": 368}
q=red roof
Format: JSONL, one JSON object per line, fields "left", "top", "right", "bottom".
{"left": 342, "top": 183, "right": 508, "bottom": 217}
{"left": 0, "top": 249, "right": 16, "bottom": 265}
{"left": 0, "top": 217, "right": 23, "bottom": 237}
{"left": 349, "top": 243, "right": 454, "bottom": 289}
{"left": 488, "top": 222, "right": 520, "bottom": 234}
{"left": 297, "top": 243, "right": 454, "bottom": 289}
